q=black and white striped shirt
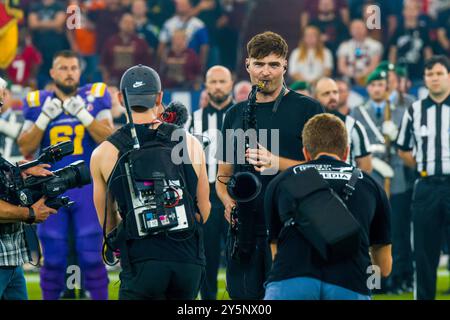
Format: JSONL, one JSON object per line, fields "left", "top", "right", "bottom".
{"left": 332, "top": 111, "right": 371, "bottom": 166}
{"left": 396, "top": 94, "right": 450, "bottom": 177}
{"left": 190, "top": 102, "right": 233, "bottom": 204}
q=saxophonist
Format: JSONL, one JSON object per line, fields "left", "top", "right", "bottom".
{"left": 215, "top": 31, "right": 323, "bottom": 300}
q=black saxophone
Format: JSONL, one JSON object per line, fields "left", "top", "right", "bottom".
{"left": 227, "top": 81, "right": 265, "bottom": 262}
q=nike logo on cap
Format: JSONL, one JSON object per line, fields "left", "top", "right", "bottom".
{"left": 133, "top": 81, "right": 145, "bottom": 88}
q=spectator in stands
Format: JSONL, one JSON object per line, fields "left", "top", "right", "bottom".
{"left": 219, "top": 0, "right": 248, "bottom": 71}
{"left": 190, "top": 0, "right": 227, "bottom": 67}
{"left": 28, "top": 0, "right": 69, "bottom": 89}
{"left": 388, "top": 0, "right": 433, "bottom": 83}
{"left": 288, "top": 25, "right": 333, "bottom": 85}
{"left": 132, "top": 0, "right": 159, "bottom": 55}
{"left": 7, "top": 28, "right": 42, "bottom": 89}
{"left": 146, "top": 0, "right": 176, "bottom": 29}
{"left": 301, "top": 0, "right": 350, "bottom": 28}
{"left": 232, "top": 80, "right": 251, "bottom": 103}
{"left": 160, "top": 29, "right": 202, "bottom": 90}
{"left": 309, "top": 0, "right": 349, "bottom": 68}
{"left": 436, "top": 4, "right": 450, "bottom": 54}
{"left": 88, "top": 0, "right": 127, "bottom": 55}
{"left": 120, "top": 0, "right": 132, "bottom": 10}
{"left": 67, "top": 0, "right": 102, "bottom": 85}
{"left": 348, "top": 0, "right": 400, "bottom": 43}
{"left": 360, "top": 2, "right": 383, "bottom": 43}
{"left": 337, "top": 19, "right": 383, "bottom": 86}
{"left": 100, "top": 13, "right": 152, "bottom": 86}
{"left": 157, "top": 0, "right": 209, "bottom": 72}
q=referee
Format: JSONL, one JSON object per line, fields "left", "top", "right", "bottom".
{"left": 396, "top": 55, "right": 450, "bottom": 300}
{"left": 190, "top": 65, "right": 234, "bottom": 300}
{"left": 314, "top": 77, "right": 372, "bottom": 172}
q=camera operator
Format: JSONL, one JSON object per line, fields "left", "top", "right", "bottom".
{"left": 0, "top": 78, "right": 57, "bottom": 300}
{"left": 264, "top": 113, "right": 392, "bottom": 300}
{"left": 17, "top": 50, "right": 114, "bottom": 300}
{"left": 215, "top": 31, "right": 323, "bottom": 299}
{"left": 90, "top": 65, "right": 210, "bottom": 299}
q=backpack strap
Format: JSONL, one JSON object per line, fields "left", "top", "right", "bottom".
{"left": 107, "top": 126, "right": 135, "bottom": 155}
{"left": 341, "top": 168, "right": 361, "bottom": 201}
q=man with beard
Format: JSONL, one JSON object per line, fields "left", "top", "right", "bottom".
{"left": 216, "top": 31, "right": 323, "bottom": 299}
{"left": 190, "top": 65, "right": 233, "bottom": 300}
{"left": 18, "top": 50, "right": 114, "bottom": 300}
{"left": 314, "top": 77, "right": 372, "bottom": 173}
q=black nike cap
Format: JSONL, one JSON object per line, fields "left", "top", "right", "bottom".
{"left": 119, "top": 64, "right": 162, "bottom": 109}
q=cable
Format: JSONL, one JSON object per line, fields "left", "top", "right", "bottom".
{"left": 25, "top": 224, "right": 42, "bottom": 267}
{"left": 102, "top": 150, "right": 133, "bottom": 266}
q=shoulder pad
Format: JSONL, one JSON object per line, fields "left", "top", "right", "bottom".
{"left": 90, "top": 82, "right": 107, "bottom": 98}
{"left": 26, "top": 90, "right": 42, "bottom": 108}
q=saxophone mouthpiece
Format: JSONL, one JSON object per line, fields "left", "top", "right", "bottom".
{"left": 257, "top": 81, "right": 266, "bottom": 90}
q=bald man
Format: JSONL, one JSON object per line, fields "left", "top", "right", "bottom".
{"left": 190, "top": 65, "right": 234, "bottom": 300}
{"left": 314, "top": 78, "right": 373, "bottom": 173}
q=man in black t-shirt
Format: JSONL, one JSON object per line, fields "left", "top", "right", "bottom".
{"left": 388, "top": 0, "right": 433, "bottom": 82}
{"left": 28, "top": 0, "right": 69, "bottom": 89}
{"left": 90, "top": 65, "right": 211, "bottom": 300}
{"left": 264, "top": 113, "right": 392, "bottom": 300}
{"left": 215, "top": 31, "right": 323, "bottom": 300}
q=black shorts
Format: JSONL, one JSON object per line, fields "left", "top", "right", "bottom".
{"left": 119, "top": 260, "right": 204, "bottom": 300}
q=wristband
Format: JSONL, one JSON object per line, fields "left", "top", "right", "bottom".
{"left": 35, "top": 113, "right": 51, "bottom": 131}
{"left": 76, "top": 108, "right": 94, "bottom": 127}
{"left": 26, "top": 207, "right": 36, "bottom": 224}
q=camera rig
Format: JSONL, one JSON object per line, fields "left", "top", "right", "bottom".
{"left": 0, "top": 141, "right": 91, "bottom": 209}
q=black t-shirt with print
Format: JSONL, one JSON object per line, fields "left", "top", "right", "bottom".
{"left": 389, "top": 19, "right": 432, "bottom": 80}
{"left": 217, "top": 90, "right": 324, "bottom": 227}
{"left": 265, "top": 156, "right": 391, "bottom": 295}
{"left": 29, "top": 2, "right": 70, "bottom": 71}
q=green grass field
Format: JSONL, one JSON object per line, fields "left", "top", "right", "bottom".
{"left": 23, "top": 268, "right": 450, "bottom": 300}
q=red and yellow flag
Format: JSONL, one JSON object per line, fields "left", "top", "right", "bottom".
{"left": 0, "top": 0, "right": 23, "bottom": 69}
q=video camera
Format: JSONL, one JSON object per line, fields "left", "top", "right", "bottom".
{"left": 0, "top": 141, "right": 91, "bottom": 209}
